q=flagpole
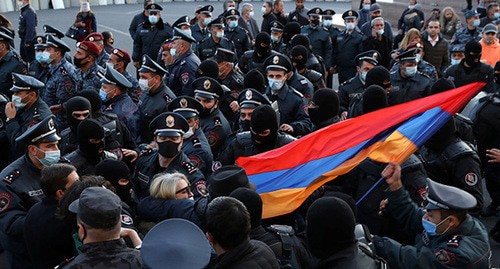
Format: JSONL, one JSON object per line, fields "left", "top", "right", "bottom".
{"left": 355, "top": 176, "right": 385, "bottom": 206}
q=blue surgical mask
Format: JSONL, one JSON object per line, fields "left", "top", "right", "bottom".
{"left": 12, "top": 95, "right": 26, "bottom": 109}
{"left": 451, "top": 58, "right": 461, "bottom": 65}
{"left": 149, "top": 15, "right": 159, "bottom": 24}
{"left": 404, "top": 66, "right": 417, "bottom": 77}
{"left": 228, "top": 20, "right": 238, "bottom": 28}
{"left": 415, "top": 54, "right": 422, "bottom": 63}
{"left": 323, "top": 20, "right": 333, "bottom": 27}
{"left": 472, "top": 19, "right": 480, "bottom": 27}
{"left": 268, "top": 78, "right": 284, "bottom": 93}
{"left": 271, "top": 35, "right": 280, "bottom": 42}
{"left": 363, "top": 4, "right": 371, "bottom": 11}
{"left": 360, "top": 71, "right": 367, "bottom": 82}
{"left": 203, "top": 17, "right": 212, "bottom": 26}
{"left": 261, "top": 6, "right": 267, "bottom": 13}
{"left": 99, "top": 89, "right": 108, "bottom": 102}
{"left": 36, "top": 148, "right": 61, "bottom": 167}
{"left": 43, "top": 51, "right": 53, "bottom": 64}
{"left": 170, "top": 48, "right": 177, "bottom": 58}
{"left": 35, "top": 52, "right": 46, "bottom": 64}
{"left": 181, "top": 29, "right": 192, "bottom": 37}
{"left": 421, "top": 216, "right": 450, "bottom": 236}
{"left": 495, "top": 13, "right": 500, "bottom": 19}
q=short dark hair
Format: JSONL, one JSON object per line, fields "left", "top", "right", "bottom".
{"left": 274, "top": 0, "right": 282, "bottom": 7}
{"left": 264, "top": 1, "right": 273, "bottom": 8}
{"left": 41, "top": 163, "right": 77, "bottom": 198}
{"left": 102, "top": 31, "right": 112, "bottom": 42}
{"left": 205, "top": 197, "right": 251, "bottom": 250}
{"left": 488, "top": 3, "right": 499, "bottom": 11}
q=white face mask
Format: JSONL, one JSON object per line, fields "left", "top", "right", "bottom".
{"left": 261, "top": 6, "right": 267, "bottom": 13}
{"left": 183, "top": 127, "right": 195, "bottom": 139}
{"left": 249, "top": 11, "right": 255, "bottom": 17}
{"left": 345, "top": 22, "right": 356, "bottom": 31}
{"left": 215, "top": 31, "right": 224, "bottom": 38}
{"left": 139, "top": 78, "right": 152, "bottom": 92}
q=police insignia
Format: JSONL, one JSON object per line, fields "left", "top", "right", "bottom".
{"left": 245, "top": 89, "right": 252, "bottom": 100}
{"left": 121, "top": 214, "right": 133, "bottom": 226}
{"left": 464, "top": 173, "right": 478, "bottom": 186}
{"left": 37, "top": 37, "right": 43, "bottom": 44}
{"left": 142, "top": 56, "right": 147, "bottom": 65}
{"left": 273, "top": 22, "right": 277, "bottom": 27}
{"left": 0, "top": 192, "right": 12, "bottom": 213}
{"left": 316, "top": 9, "right": 320, "bottom": 14}
{"left": 89, "top": 36, "right": 94, "bottom": 42}
{"left": 204, "top": 79, "right": 211, "bottom": 90}
{"left": 273, "top": 55, "right": 279, "bottom": 64}
{"left": 181, "top": 72, "right": 190, "bottom": 85}
{"left": 447, "top": 235, "right": 462, "bottom": 247}
{"left": 348, "top": 11, "right": 353, "bottom": 16}
{"left": 180, "top": 98, "right": 188, "bottom": 108}
{"left": 151, "top": 4, "right": 156, "bottom": 9}
{"left": 166, "top": 115, "right": 175, "bottom": 127}
{"left": 434, "top": 249, "right": 456, "bottom": 265}
{"left": 231, "top": 9, "right": 235, "bottom": 15}
{"left": 48, "top": 118, "right": 55, "bottom": 130}
{"left": 212, "top": 161, "right": 222, "bottom": 172}
{"left": 194, "top": 180, "right": 207, "bottom": 196}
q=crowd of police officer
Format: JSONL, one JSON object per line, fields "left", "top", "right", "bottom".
{"left": 0, "top": 0, "right": 500, "bottom": 268}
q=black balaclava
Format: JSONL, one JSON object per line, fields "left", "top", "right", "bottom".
{"left": 64, "top": 96, "right": 91, "bottom": 133}
{"left": 307, "top": 197, "right": 356, "bottom": 259}
{"left": 196, "top": 59, "right": 219, "bottom": 79}
{"left": 254, "top": 32, "right": 272, "bottom": 57}
{"left": 424, "top": 118, "right": 456, "bottom": 150}
{"left": 362, "top": 85, "right": 388, "bottom": 114}
{"left": 290, "top": 34, "right": 311, "bottom": 51}
{"left": 495, "top": 61, "right": 500, "bottom": 85}
{"left": 230, "top": 187, "right": 263, "bottom": 229}
{"left": 77, "top": 119, "right": 105, "bottom": 164}
{"left": 309, "top": 88, "right": 339, "bottom": 126}
{"left": 291, "top": 45, "right": 309, "bottom": 71}
{"left": 463, "top": 40, "right": 482, "bottom": 69}
{"left": 95, "top": 159, "right": 133, "bottom": 204}
{"left": 430, "top": 78, "right": 456, "bottom": 95}
{"left": 251, "top": 105, "right": 279, "bottom": 151}
{"left": 244, "top": 69, "right": 266, "bottom": 94}
{"left": 365, "top": 66, "right": 391, "bottom": 90}
{"left": 78, "top": 90, "right": 103, "bottom": 116}
{"left": 283, "top": 22, "right": 301, "bottom": 44}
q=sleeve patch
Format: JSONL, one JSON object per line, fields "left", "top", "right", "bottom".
{"left": 181, "top": 72, "right": 190, "bottom": 85}
{"left": 464, "top": 173, "right": 478, "bottom": 186}
{"left": 434, "top": 249, "right": 456, "bottom": 265}
{"left": 0, "top": 192, "right": 13, "bottom": 213}
{"left": 194, "top": 180, "right": 207, "bottom": 196}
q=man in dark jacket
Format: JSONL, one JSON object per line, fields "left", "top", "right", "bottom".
{"left": 18, "top": 0, "right": 37, "bottom": 63}
{"left": 128, "top": 0, "right": 153, "bottom": 40}
{"left": 24, "top": 164, "right": 79, "bottom": 269}
{"left": 422, "top": 20, "right": 450, "bottom": 76}
{"left": 205, "top": 196, "right": 280, "bottom": 269}
{"left": 261, "top": 1, "right": 277, "bottom": 34}
{"left": 308, "top": 88, "right": 340, "bottom": 131}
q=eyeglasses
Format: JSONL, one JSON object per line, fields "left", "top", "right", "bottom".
{"left": 175, "top": 186, "right": 192, "bottom": 194}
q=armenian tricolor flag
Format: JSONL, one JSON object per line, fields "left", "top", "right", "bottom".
{"left": 236, "top": 82, "right": 485, "bottom": 219}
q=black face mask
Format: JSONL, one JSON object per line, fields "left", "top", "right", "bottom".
{"left": 74, "top": 56, "right": 88, "bottom": 68}
{"left": 464, "top": 53, "right": 481, "bottom": 68}
{"left": 115, "top": 182, "right": 133, "bottom": 203}
{"left": 199, "top": 102, "right": 216, "bottom": 117}
{"left": 158, "top": 141, "right": 180, "bottom": 158}
{"left": 308, "top": 107, "right": 324, "bottom": 126}
{"left": 240, "top": 119, "right": 251, "bottom": 131}
{"left": 255, "top": 45, "right": 270, "bottom": 57}
{"left": 80, "top": 140, "right": 105, "bottom": 164}
{"left": 69, "top": 118, "right": 84, "bottom": 133}
{"left": 310, "top": 19, "right": 320, "bottom": 27}
{"left": 251, "top": 129, "right": 278, "bottom": 151}
{"left": 293, "top": 58, "right": 307, "bottom": 71}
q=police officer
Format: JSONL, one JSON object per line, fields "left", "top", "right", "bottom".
{"left": 197, "top": 17, "right": 236, "bottom": 62}
{"left": 132, "top": 3, "right": 173, "bottom": 70}
{"left": 218, "top": 104, "right": 295, "bottom": 165}
{"left": 451, "top": 10, "right": 482, "bottom": 46}
{"left": 390, "top": 41, "right": 438, "bottom": 83}
{"left": 5, "top": 73, "right": 51, "bottom": 155}
{"left": 108, "top": 48, "right": 142, "bottom": 104}
{"left": 270, "top": 21, "right": 284, "bottom": 52}
{"left": 238, "top": 32, "right": 278, "bottom": 75}
{"left": 333, "top": 10, "right": 364, "bottom": 84}
{"left": 167, "top": 28, "right": 200, "bottom": 97}
{"left": 322, "top": 9, "right": 341, "bottom": 43}
{"left": 301, "top": 8, "right": 333, "bottom": 71}
{"left": 74, "top": 41, "right": 104, "bottom": 93}
{"left": 443, "top": 40, "right": 495, "bottom": 93}
{"left": 42, "top": 24, "right": 64, "bottom": 39}
{"left": 63, "top": 119, "right": 117, "bottom": 176}
{"left": 168, "top": 96, "right": 214, "bottom": 177}
{"left": 235, "top": 88, "right": 271, "bottom": 132}
{"left": 223, "top": 9, "right": 251, "bottom": 60}
{"left": 100, "top": 64, "right": 140, "bottom": 142}
{"left": 418, "top": 118, "right": 483, "bottom": 214}
{"left": 0, "top": 115, "right": 60, "bottom": 269}
{"left": 84, "top": 32, "right": 111, "bottom": 69}
{"left": 214, "top": 48, "right": 244, "bottom": 126}
{"left": 128, "top": 0, "right": 153, "bottom": 41}
{"left": 137, "top": 55, "right": 176, "bottom": 144}
{"left": 264, "top": 53, "right": 313, "bottom": 137}
{"left": 132, "top": 112, "right": 207, "bottom": 199}
{"left": 373, "top": 162, "right": 491, "bottom": 269}
{"left": 338, "top": 50, "right": 380, "bottom": 118}
{"left": 18, "top": 0, "right": 37, "bottom": 63}
{"left": 191, "top": 5, "right": 214, "bottom": 43}
{"left": 41, "top": 34, "right": 78, "bottom": 122}
{"left": 29, "top": 36, "right": 49, "bottom": 83}
{"left": 193, "top": 77, "right": 232, "bottom": 158}
{"left": 389, "top": 48, "right": 432, "bottom": 105}
{"left": 0, "top": 31, "right": 27, "bottom": 97}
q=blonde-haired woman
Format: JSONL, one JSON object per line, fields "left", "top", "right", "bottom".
{"left": 137, "top": 172, "right": 201, "bottom": 229}
{"left": 150, "top": 172, "right": 193, "bottom": 200}
{"left": 391, "top": 28, "right": 422, "bottom": 61}
{"left": 440, "top": 7, "right": 462, "bottom": 40}
{"left": 73, "top": 1, "right": 97, "bottom": 42}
